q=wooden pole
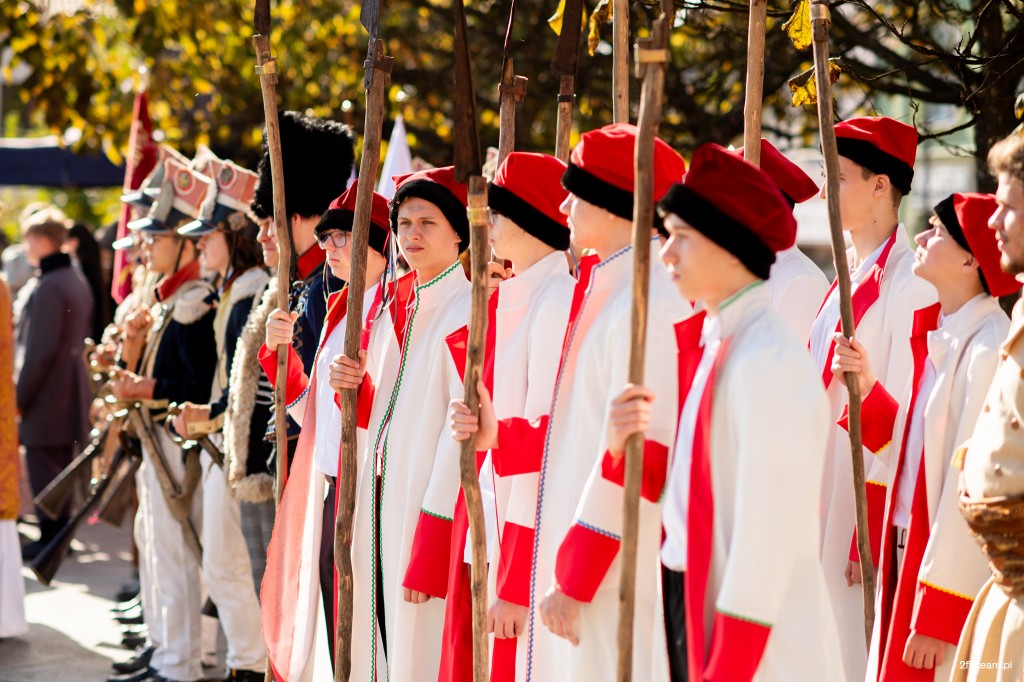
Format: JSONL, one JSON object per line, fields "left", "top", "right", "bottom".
{"left": 555, "top": 75, "right": 575, "bottom": 163}
{"left": 612, "top": 0, "right": 630, "bottom": 123}
{"left": 252, "top": 36, "right": 291, "bottom": 506}
{"left": 462, "top": 176, "right": 491, "bottom": 681}
{"left": 743, "top": 0, "right": 767, "bottom": 165}
{"left": 497, "top": 58, "right": 528, "bottom": 168}
{"left": 333, "top": 38, "right": 392, "bottom": 682}
{"left": 616, "top": 2, "right": 671, "bottom": 679}
{"left": 810, "top": 0, "right": 874, "bottom": 646}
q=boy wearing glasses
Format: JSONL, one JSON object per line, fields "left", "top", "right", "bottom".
{"left": 258, "top": 181, "right": 395, "bottom": 678}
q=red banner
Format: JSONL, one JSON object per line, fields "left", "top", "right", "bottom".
{"left": 111, "top": 90, "right": 157, "bottom": 304}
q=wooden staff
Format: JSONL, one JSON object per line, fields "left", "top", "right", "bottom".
{"left": 743, "top": 0, "right": 767, "bottom": 165}
{"left": 612, "top": 0, "right": 630, "bottom": 123}
{"left": 497, "top": 0, "right": 527, "bottom": 167}
{"left": 616, "top": 1, "right": 671, "bottom": 679}
{"left": 453, "top": 0, "right": 490, "bottom": 676}
{"left": 810, "top": 0, "right": 874, "bottom": 645}
{"left": 333, "top": 23, "right": 393, "bottom": 682}
{"left": 253, "top": 1, "right": 292, "bottom": 505}
{"left": 552, "top": 0, "right": 585, "bottom": 162}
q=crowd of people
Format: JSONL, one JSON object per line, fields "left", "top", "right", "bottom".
{"left": 2, "top": 107, "right": 1024, "bottom": 682}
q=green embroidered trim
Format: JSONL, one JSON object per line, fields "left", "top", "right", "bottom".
{"left": 719, "top": 279, "right": 765, "bottom": 312}
{"left": 420, "top": 508, "right": 454, "bottom": 522}
{"left": 716, "top": 607, "right": 772, "bottom": 629}
{"left": 417, "top": 260, "right": 461, "bottom": 290}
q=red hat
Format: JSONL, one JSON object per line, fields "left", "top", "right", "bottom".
{"left": 390, "top": 165, "right": 469, "bottom": 252}
{"left": 315, "top": 179, "right": 392, "bottom": 256}
{"left": 834, "top": 116, "right": 918, "bottom": 195}
{"left": 489, "top": 152, "right": 570, "bottom": 251}
{"left": 731, "top": 139, "right": 818, "bottom": 206}
{"left": 561, "top": 123, "right": 686, "bottom": 224}
{"left": 657, "top": 143, "right": 796, "bottom": 279}
{"left": 933, "top": 192, "right": 1019, "bottom": 297}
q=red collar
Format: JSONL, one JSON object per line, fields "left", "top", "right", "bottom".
{"left": 155, "top": 259, "right": 202, "bottom": 302}
{"left": 296, "top": 246, "right": 326, "bottom": 280}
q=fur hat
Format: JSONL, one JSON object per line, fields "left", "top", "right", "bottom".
{"left": 250, "top": 111, "right": 355, "bottom": 220}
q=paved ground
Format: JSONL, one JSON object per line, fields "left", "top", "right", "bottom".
{"left": 0, "top": 468, "right": 226, "bottom": 682}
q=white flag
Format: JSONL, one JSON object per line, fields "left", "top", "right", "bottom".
{"left": 377, "top": 115, "right": 413, "bottom": 199}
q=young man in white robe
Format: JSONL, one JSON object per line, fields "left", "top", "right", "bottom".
{"left": 733, "top": 138, "right": 829, "bottom": 340}
{"left": 833, "top": 192, "right": 1015, "bottom": 682}
{"left": 952, "top": 132, "right": 1024, "bottom": 682}
{"left": 648, "top": 142, "right": 845, "bottom": 681}
{"left": 446, "top": 151, "right": 576, "bottom": 682}
{"left": 528, "top": 123, "right": 691, "bottom": 682}
{"left": 255, "top": 181, "right": 393, "bottom": 681}
{"left": 807, "top": 116, "right": 937, "bottom": 682}
{"left": 333, "top": 167, "right": 472, "bottom": 681}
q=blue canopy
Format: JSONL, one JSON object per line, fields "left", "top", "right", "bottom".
{"left": 0, "top": 136, "right": 125, "bottom": 188}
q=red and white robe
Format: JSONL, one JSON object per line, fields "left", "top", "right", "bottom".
{"left": 437, "top": 250, "right": 575, "bottom": 682}
{"left": 674, "top": 282, "right": 845, "bottom": 681}
{"left": 352, "top": 262, "right": 471, "bottom": 682}
{"left": 857, "top": 296, "right": 1006, "bottom": 681}
{"left": 258, "top": 281, "right": 390, "bottom": 682}
{"left": 808, "top": 227, "right": 937, "bottom": 682}
{"left": 766, "top": 245, "right": 830, "bottom": 342}
{"left": 527, "top": 238, "right": 691, "bottom": 682}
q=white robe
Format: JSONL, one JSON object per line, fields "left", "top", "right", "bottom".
{"left": 808, "top": 226, "right": 936, "bottom": 682}
{"left": 862, "top": 295, "right": 1007, "bottom": 682}
{"left": 677, "top": 283, "right": 846, "bottom": 681}
{"left": 526, "top": 238, "right": 691, "bottom": 682}
{"left": 766, "top": 245, "right": 830, "bottom": 342}
{"left": 352, "top": 262, "right": 470, "bottom": 682}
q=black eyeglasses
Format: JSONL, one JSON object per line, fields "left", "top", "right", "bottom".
{"left": 316, "top": 230, "right": 349, "bottom": 248}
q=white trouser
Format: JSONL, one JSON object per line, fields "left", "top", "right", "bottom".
{"left": 0, "top": 519, "right": 28, "bottom": 638}
{"left": 200, "top": 445, "right": 266, "bottom": 672}
{"left": 135, "top": 428, "right": 203, "bottom": 681}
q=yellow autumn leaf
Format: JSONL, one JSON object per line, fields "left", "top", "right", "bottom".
{"left": 587, "top": 0, "right": 612, "bottom": 56}
{"left": 549, "top": 0, "right": 586, "bottom": 37}
{"left": 782, "top": 0, "right": 812, "bottom": 52}
{"left": 788, "top": 59, "right": 841, "bottom": 106}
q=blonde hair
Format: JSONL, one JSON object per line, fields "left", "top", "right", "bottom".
{"left": 988, "top": 133, "right": 1024, "bottom": 183}
{"left": 21, "top": 206, "right": 71, "bottom": 247}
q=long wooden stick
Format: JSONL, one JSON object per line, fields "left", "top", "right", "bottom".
{"left": 616, "top": 4, "right": 670, "bottom": 680}
{"left": 497, "top": 58, "right": 528, "bottom": 167}
{"left": 612, "top": 0, "right": 630, "bottom": 123}
{"left": 461, "top": 177, "right": 491, "bottom": 682}
{"left": 555, "top": 75, "right": 576, "bottom": 163}
{"left": 743, "top": 0, "right": 767, "bottom": 165}
{"left": 333, "top": 38, "right": 392, "bottom": 682}
{"left": 810, "top": 0, "right": 874, "bottom": 646}
{"left": 252, "top": 34, "right": 292, "bottom": 505}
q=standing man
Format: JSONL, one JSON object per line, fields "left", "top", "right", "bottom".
{"left": 833, "top": 192, "right": 1016, "bottom": 681}
{"left": 15, "top": 206, "right": 93, "bottom": 560}
{"left": 108, "top": 159, "right": 218, "bottom": 682}
{"left": 953, "top": 132, "right": 1024, "bottom": 681}
{"left": 653, "top": 142, "right": 845, "bottom": 681}
{"left": 248, "top": 110, "right": 353, "bottom": 472}
{"left": 532, "top": 123, "right": 691, "bottom": 681}
{"left": 808, "top": 116, "right": 936, "bottom": 682}
{"left": 445, "top": 151, "right": 576, "bottom": 682}
{"left": 732, "top": 139, "right": 829, "bottom": 340}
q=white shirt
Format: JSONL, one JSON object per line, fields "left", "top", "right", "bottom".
{"left": 661, "top": 314, "right": 721, "bottom": 572}
{"left": 312, "top": 286, "right": 378, "bottom": 476}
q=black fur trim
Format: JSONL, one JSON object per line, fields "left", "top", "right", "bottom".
{"left": 389, "top": 180, "right": 469, "bottom": 253}
{"left": 657, "top": 184, "right": 776, "bottom": 280}
{"left": 836, "top": 137, "right": 914, "bottom": 195}
{"left": 561, "top": 163, "right": 634, "bottom": 221}
{"left": 487, "top": 183, "right": 569, "bottom": 251}
{"left": 250, "top": 111, "right": 356, "bottom": 219}
{"left": 315, "top": 209, "right": 389, "bottom": 256}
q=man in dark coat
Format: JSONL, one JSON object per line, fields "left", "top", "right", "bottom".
{"left": 14, "top": 206, "right": 94, "bottom": 560}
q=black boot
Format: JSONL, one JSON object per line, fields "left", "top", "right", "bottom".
{"left": 225, "top": 670, "right": 265, "bottom": 682}
{"left": 111, "top": 645, "right": 155, "bottom": 674}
